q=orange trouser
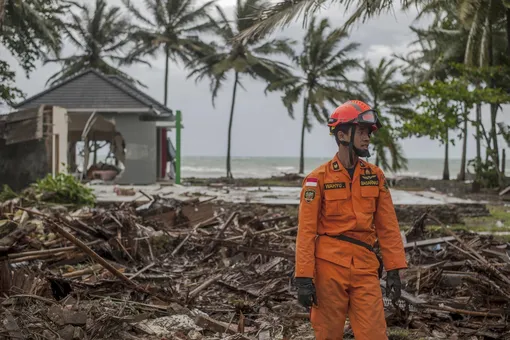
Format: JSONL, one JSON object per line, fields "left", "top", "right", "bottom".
{"left": 310, "top": 258, "right": 388, "bottom": 340}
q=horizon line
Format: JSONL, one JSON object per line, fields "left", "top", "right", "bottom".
{"left": 181, "top": 155, "right": 471, "bottom": 160}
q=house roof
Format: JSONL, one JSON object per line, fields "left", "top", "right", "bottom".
{"left": 13, "top": 69, "right": 173, "bottom": 117}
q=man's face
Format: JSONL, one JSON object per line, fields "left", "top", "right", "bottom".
{"left": 339, "top": 125, "right": 371, "bottom": 150}
{"left": 353, "top": 125, "right": 371, "bottom": 151}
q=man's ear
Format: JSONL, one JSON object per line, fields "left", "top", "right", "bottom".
{"left": 337, "top": 130, "right": 347, "bottom": 142}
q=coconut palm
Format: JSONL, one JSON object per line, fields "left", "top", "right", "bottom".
{"left": 187, "top": 0, "right": 295, "bottom": 179}
{"left": 1, "top": 0, "right": 66, "bottom": 59}
{"left": 44, "top": 0, "right": 144, "bottom": 86}
{"left": 401, "top": 1, "right": 510, "bottom": 182}
{"left": 356, "top": 57, "right": 410, "bottom": 172}
{"left": 122, "top": 0, "right": 216, "bottom": 105}
{"left": 265, "top": 17, "right": 360, "bottom": 174}
{"left": 1, "top": 0, "right": 68, "bottom": 105}
{"left": 456, "top": 0, "right": 510, "bottom": 182}
{"left": 235, "top": 0, "right": 432, "bottom": 41}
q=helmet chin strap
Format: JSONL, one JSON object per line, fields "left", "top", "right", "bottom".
{"left": 339, "top": 125, "right": 370, "bottom": 165}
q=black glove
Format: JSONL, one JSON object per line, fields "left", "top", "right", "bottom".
{"left": 386, "top": 270, "right": 401, "bottom": 301}
{"left": 295, "top": 277, "right": 317, "bottom": 308}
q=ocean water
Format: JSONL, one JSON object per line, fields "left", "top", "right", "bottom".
{"left": 181, "top": 156, "right": 510, "bottom": 179}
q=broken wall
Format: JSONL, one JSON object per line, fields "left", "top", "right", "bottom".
{"left": 113, "top": 114, "right": 157, "bottom": 185}
{"left": 52, "top": 106, "right": 69, "bottom": 174}
{"left": 0, "top": 139, "right": 50, "bottom": 191}
{"left": 0, "top": 106, "right": 67, "bottom": 192}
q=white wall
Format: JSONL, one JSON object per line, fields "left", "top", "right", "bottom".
{"left": 52, "top": 106, "right": 69, "bottom": 174}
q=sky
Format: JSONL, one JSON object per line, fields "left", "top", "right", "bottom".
{"left": 2, "top": 0, "right": 509, "bottom": 160}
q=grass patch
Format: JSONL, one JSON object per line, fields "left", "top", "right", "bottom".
{"left": 399, "top": 204, "right": 510, "bottom": 234}
{"left": 462, "top": 205, "right": 510, "bottom": 231}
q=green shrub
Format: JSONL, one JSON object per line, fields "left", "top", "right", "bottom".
{"left": 31, "top": 173, "right": 96, "bottom": 206}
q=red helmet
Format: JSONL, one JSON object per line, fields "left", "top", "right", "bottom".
{"left": 327, "top": 100, "right": 381, "bottom": 133}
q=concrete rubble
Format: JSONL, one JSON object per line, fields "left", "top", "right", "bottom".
{"left": 0, "top": 191, "right": 509, "bottom": 339}
{"left": 91, "top": 183, "right": 491, "bottom": 225}
{"left": 90, "top": 183, "right": 487, "bottom": 206}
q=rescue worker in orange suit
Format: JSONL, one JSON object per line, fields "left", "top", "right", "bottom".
{"left": 294, "top": 100, "right": 407, "bottom": 340}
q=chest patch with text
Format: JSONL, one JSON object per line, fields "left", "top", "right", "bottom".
{"left": 360, "top": 174, "right": 379, "bottom": 186}
{"left": 324, "top": 182, "right": 346, "bottom": 190}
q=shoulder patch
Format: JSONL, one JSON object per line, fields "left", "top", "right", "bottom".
{"left": 304, "top": 188, "right": 316, "bottom": 203}
{"left": 332, "top": 161, "right": 340, "bottom": 171}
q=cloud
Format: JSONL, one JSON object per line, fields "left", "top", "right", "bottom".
{"left": 4, "top": 0, "right": 506, "bottom": 164}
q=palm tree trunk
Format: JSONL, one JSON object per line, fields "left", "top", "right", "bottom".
{"left": 506, "top": 8, "right": 510, "bottom": 58}
{"left": 459, "top": 108, "right": 468, "bottom": 181}
{"left": 490, "top": 103, "right": 499, "bottom": 167}
{"left": 443, "top": 129, "right": 450, "bottom": 180}
{"left": 487, "top": 19, "right": 500, "bottom": 169}
{"left": 164, "top": 46, "right": 169, "bottom": 106}
{"left": 476, "top": 102, "right": 482, "bottom": 167}
{"left": 226, "top": 72, "right": 239, "bottom": 179}
{"left": 299, "top": 97, "right": 309, "bottom": 174}
{"left": 0, "top": 0, "right": 5, "bottom": 29}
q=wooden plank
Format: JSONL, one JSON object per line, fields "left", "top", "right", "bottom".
{"left": 5, "top": 118, "right": 40, "bottom": 145}
{"left": 6, "top": 107, "right": 39, "bottom": 123}
{"left": 195, "top": 315, "right": 254, "bottom": 339}
{"left": 0, "top": 256, "right": 11, "bottom": 294}
{"left": 404, "top": 236, "right": 456, "bottom": 250}
{"left": 3, "top": 106, "right": 49, "bottom": 145}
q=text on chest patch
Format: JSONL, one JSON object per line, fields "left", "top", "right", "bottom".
{"left": 360, "top": 174, "right": 379, "bottom": 186}
{"left": 324, "top": 182, "right": 346, "bottom": 190}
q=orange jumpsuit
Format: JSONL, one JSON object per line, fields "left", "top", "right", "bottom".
{"left": 295, "top": 154, "right": 407, "bottom": 340}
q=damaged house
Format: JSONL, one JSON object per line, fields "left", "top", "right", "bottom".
{"left": 0, "top": 69, "right": 178, "bottom": 191}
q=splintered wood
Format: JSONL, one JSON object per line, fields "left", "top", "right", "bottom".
{"left": 0, "top": 197, "right": 302, "bottom": 339}
{"left": 396, "top": 213, "right": 510, "bottom": 339}
{"left": 1, "top": 197, "right": 510, "bottom": 339}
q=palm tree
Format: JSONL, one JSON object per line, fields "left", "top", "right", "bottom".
{"left": 1, "top": 0, "right": 67, "bottom": 105}
{"left": 356, "top": 57, "right": 409, "bottom": 172}
{"left": 403, "top": 1, "right": 509, "bottom": 182}
{"left": 234, "top": 0, "right": 429, "bottom": 41}
{"left": 396, "top": 16, "right": 467, "bottom": 181}
{"left": 266, "top": 17, "right": 360, "bottom": 174}
{"left": 122, "top": 0, "right": 216, "bottom": 106}
{"left": 44, "top": 0, "right": 144, "bottom": 86}
{"left": 1, "top": 0, "right": 66, "bottom": 58}
{"left": 187, "top": 0, "right": 295, "bottom": 179}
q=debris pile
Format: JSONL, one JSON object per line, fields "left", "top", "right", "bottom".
{"left": 0, "top": 196, "right": 303, "bottom": 340}
{"left": 0, "top": 193, "right": 509, "bottom": 339}
{"left": 394, "top": 213, "right": 510, "bottom": 339}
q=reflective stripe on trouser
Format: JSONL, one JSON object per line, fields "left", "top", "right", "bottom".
{"left": 310, "top": 258, "right": 388, "bottom": 340}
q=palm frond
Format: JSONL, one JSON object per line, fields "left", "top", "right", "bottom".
{"left": 43, "top": 0, "right": 144, "bottom": 86}
{"left": 234, "top": 0, "right": 324, "bottom": 42}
